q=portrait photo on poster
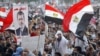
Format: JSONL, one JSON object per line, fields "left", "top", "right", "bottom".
{"left": 13, "top": 4, "right": 29, "bottom": 36}
{"left": 16, "top": 10, "right": 28, "bottom": 36}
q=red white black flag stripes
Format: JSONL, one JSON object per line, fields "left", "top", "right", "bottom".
{"left": 45, "top": 3, "right": 64, "bottom": 24}
{"left": 0, "top": 9, "right": 13, "bottom": 32}
{"left": 63, "top": 0, "right": 94, "bottom": 36}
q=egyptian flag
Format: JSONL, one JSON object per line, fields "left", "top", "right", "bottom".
{"left": 45, "top": 3, "right": 64, "bottom": 24}
{"left": 0, "top": 8, "right": 13, "bottom": 32}
{"left": 63, "top": 0, "right": 94, "bottom": 37}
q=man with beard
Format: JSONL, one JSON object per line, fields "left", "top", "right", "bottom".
{"left": 16, "top": 11, "right": 28, "bottom": 36}
{"left": 52, "top": 30, "right": 69, "bottom": 56}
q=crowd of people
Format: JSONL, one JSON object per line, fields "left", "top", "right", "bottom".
{"left": 1, "top": 16, "right": 100, "bottom": 56}
{"left": 0, "top": 1, "right": 100, "bottom": 56}
{"left": 27, "top": 4, "right": 100, "bottom": 56}
{"left": 43, "top": 18, "right": 100, "bottom": 56}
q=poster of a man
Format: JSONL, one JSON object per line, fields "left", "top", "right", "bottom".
{"left": 13, "top": 4, "right": 28, "bottom": 36}
{"left": 16, "top": 10, "right": 28, "bottom": 36}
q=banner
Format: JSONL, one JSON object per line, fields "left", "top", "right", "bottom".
{"left": 22, "top": 35, "right": 45, "bottom": 54}
{"left": 13, "top": 4, "right": 28, "bottom": 36}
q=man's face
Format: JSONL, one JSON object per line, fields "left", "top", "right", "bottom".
{"left": 17, "top": 14, "right": 25, "bottom": 27}
{"left": 57, "top": 34, "right": 62, "bottom": 41}
{"left": 57, "top": 34, "right": 62, "bottom": 38}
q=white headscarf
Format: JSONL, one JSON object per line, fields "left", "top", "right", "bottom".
{"left": 55, "top": 30, "right": 64, "bottom": 38}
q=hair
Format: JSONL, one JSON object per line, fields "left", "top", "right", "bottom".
{"left": 97, "top": 41, "right": 100, "bottom": 47}
{"left": 98, "top": 33, "right": 100, "bottom": 37}
{"left": 6, "top": 37, "right": 10, "bottom": 40}
{"left": 55, "top": 52, "right": 61, "bottom": 56}
{"left": 0, "top": 37, "right": 3, "bottom": 41}
{"left": 74, "top": 46, "right": 82, "bottom": 54}
{"left": 17, "top": 10, "right": 25, "bottom": 20}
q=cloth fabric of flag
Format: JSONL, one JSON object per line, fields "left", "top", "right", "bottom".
{"left": 0, "top": 9, "right": 13, "bottom": 32}
{"left": 45, "top": 3, "right": 64, "bottom": 24}
{"left": 63, "top": 0, "right": 94, "bottom": 37}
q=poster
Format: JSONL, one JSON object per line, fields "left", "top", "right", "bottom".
{"left": 22, "top": 35, "right": 45, "bottom": 54}
{"left": 13, "top": 4, "right": 28, "bottom": 36}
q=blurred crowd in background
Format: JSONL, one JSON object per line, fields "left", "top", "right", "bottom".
{"left": 0, "top": 0, "right": 100, "bottom": 56}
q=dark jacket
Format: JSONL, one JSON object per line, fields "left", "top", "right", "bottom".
{"left": 5, "top": 48, "right": 13, "bottom": 56}
{"left": 16, "top": 26, "right": 28, "bottom": 36}
{"left": 0, "top": 44, "right": 5, "bottom": 56}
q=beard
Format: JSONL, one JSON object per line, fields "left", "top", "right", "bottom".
{"left": 19, "top": 23, "right": 24, "bottom": 28}
{"left": 57, "top": 37, "right": 62, "bottom": 42}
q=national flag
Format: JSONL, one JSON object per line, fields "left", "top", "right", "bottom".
{"left": 0, "top": 8, "right": 13, "bottom": 32}
{"left": 63, "top": 0, "right": 94, "bottom": 37}
{"left": 45, "top": 3, "right": 64, "bottom": 24}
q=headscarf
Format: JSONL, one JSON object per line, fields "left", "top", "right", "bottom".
{"left": 55, "top": 30, "right": 64, "bottom": 38}
{"left": 12, "top": 47, "right": 23, "bottom": 56}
